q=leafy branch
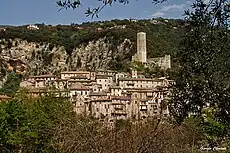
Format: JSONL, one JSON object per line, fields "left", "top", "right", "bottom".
{"left": 56, "top": 0, "right": 168, "bottom": 18}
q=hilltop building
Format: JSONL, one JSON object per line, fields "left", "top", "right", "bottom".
{"left": 0, "top": 28, "right": 6, "bottom": 32}
{"left": 27, "top": 25, "right": 39, "bottom": 30}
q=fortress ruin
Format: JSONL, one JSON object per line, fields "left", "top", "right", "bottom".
{"left": 132, "top": 32, "right": 171, "bottom": 70}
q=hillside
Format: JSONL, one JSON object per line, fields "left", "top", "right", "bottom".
{"left": 0, "top": 18, "right": 185, "bottom": 83}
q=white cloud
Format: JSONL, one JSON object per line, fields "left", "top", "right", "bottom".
{"left": 186, "top": 0, "right": 193, "bottom": 5}
{"left": 152, "top": 2, "right": 193, "bottom": 18}
{"left": 152, "top": 11, "right": 165, "bottom": 17}
{"left": 162, "top": 4, "right": 186, "bottom": 12}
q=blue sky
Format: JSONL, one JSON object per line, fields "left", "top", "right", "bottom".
{"left": 0, "top": 0, "right": 193, "bottom": 26}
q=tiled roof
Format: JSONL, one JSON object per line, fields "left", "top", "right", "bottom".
{"left": 90, "top": 99, "right": 112, "bottom": 102}
{"left": 27, "top": 88, "right": 69, "bottom": 93}
{"left": 30, "top": 74, "right": 55, "bottom": 78}
{"left": 124, "top": 88, "right": 167, "bottom": 92}
{"left": 0, "top": 95, "right": 11, "bottom": 100}
{"left": 69, "top": 83, "right": 90, "bottom": 90}
{"left": 61, "top": 71, "right": 90, "bottom": 74}
{"left": 96, "top": 75, "right": 108, "bottom": 79}
{"left": 118, "top": 77, "right": 162, "bottom": 82}
{"left": 68, "top": 79, "right": 91, "bottom": 82}
{"left": 89, "top": 91, "right": 107, "bottom": 96}
{"left": 110, "top": 96, "right": 131, "bottom": 101}
{"left": 70, "top": 75, "right": 88, "bottom": 79}
{"left": 48, "top": 79, "right": 68, "bottom": 82}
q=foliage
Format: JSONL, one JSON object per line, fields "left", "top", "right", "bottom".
{"left": 0, "top": 93, "right": 72, "bottom": 153}
{"left": 170, "top": 0, "right": 230, "bottom": 123}
{"left": 0, "top": 91, "right": 229, "bottom": 152}
{"left": 202, "top": 117, "right": 226, "bottom": 146}
{"left": 56, "top": 0, "right": 167, "bottom": 18}
{"left": 53, "top": 117, "right": 206, "bottom": 153}
{"left": 169, "top": 0, "right": 230, "bottom": 148}
{"left": 0, "top": 72, "right": 22, "bottom": 96}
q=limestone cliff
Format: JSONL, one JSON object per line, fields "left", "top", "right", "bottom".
{"left": 0, "top": 38, "right": 133, "bottom": 82}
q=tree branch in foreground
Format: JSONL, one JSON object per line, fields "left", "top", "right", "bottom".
{"left": 56, "top": 0, "right": 168, "bottom": 18}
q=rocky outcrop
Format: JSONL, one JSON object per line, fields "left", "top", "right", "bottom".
{"left": 70, "top": 38, "right": 132, "bottom": 70}
{"left": 0, "top": 39, "right": 68, "bottom": 77}
{"left": 0, "top": 37, "right": 133, "bottom": 82}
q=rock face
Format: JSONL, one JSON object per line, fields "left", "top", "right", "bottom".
{"left": 0, "top": 38, "right": 133, "bottom": 82}
{"left": 70, "top": 38, "right": 132, "bottom": 70}
{"left": 0, "top": 39, "right": 68, "bottom": 78}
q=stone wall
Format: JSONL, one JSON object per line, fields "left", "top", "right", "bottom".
{"left": 147, "top": 55, "right": 171, "bottom": 70}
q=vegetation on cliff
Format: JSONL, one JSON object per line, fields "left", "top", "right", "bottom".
{"left": 0, "top": 18, "right": 184, "bottom": 62}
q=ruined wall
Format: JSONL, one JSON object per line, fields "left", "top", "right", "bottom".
{"left": 147, "top": 55, "right": 171, "bottom": 70}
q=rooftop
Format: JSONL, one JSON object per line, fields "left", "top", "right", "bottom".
{"left": 110, "top": 96, "right": 131, "bottom": 101}
{"left": 69, "top": 83, "right": 90, "bottom": 90}
{"left": 70, "top": 75, "right": 88, "bottom": 79}
{"left": 89, "top": 91, "right": 107, "bottom": 96}
{"left": 0, "top": 95, "right": 11, "bottom": 100}
{"left": 26, "top": 88, "right": 69, "bottom": 93}
{"left": 30, "top": 74, "right": 55, "bottom": 78}
{"left": 90, "top": 99, "right": 112, "bottom": 102}
{"left": 119, "top": 77, "right": 167, "bottom": 82}
{"left": 96, "top": 75, "right": 108, "bottom": 79}
{"left": 124, "top": 88, "right": 166, "bottom": 92}
{"left": 61, "top": 71, "right": 91, "bottom": 74}
{"left": 68, "top": 79, "right": 91, "bottom": 83}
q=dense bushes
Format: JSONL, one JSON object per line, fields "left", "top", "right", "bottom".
{"left": 0, "top": 72, "right": 22, "bottom": 96}
{"left": 0, "top": 92, "right": 229, "bottom": 152}
{"left": 53, "top": 117, "right": 204, "bottom": 153}
{"left": 0, "top": 93, "right": 72, "bottom": 153}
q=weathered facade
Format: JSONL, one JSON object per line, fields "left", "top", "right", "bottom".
{"left": 21, "top": 68, "right": 171, "bottom": 121}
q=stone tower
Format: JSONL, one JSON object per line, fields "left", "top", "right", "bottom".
{"left": 137, "top": 32, "right": 147, "bottom": 63}
{"left": 164, "top": 55, "right": 171, "bottom": 70}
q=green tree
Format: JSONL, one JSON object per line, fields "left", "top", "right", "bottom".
{"left": 0, "top": 92, "right": 73, "bottom": 153}
{"left": 0, "top": 73, "right": 22, "bottom": 96}
{"left": 170, "top": 0, "right": 230, "bottom": 125}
